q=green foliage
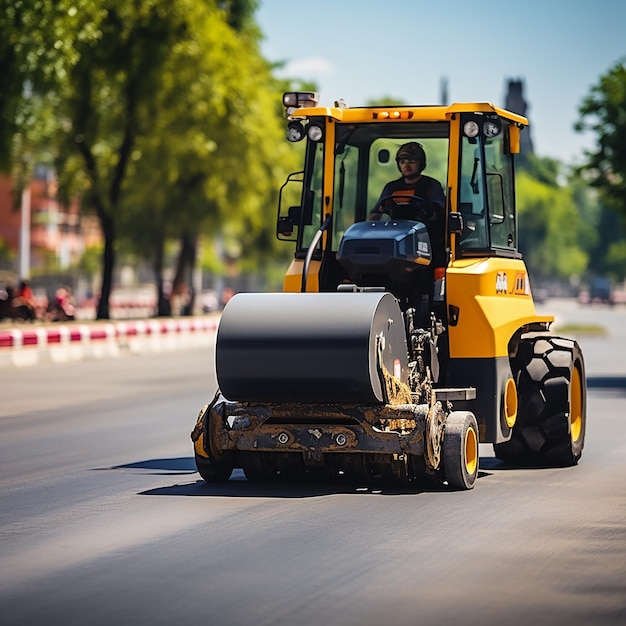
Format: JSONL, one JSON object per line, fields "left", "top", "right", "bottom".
{"left": 516, "top": 166, "right": 588, "bottom": 281}
{"left": 2, "top": 0, "right": 299, "bottom": 316}
{"left": 0, "top": 3, "right": 22, "bottom": 172}
{"left": 514, "top": 148, "right": 626, "bottom": 285}
{"left": 604, "top": 240, "right": 626, "bottom": 281}
{"left": 522, "top": 153, "right": 562, "bottom": 187}
{"left": 76, "top": 243, "right": 103, "bottom": 279}
{"left": 6, "top": 10, "right": 624, "bottom": 302}
{"left": 0, "top": 236, "right": 15, "bottom": 264}
{"left": 576, "top": 58, "right": 626, "bottom": 219}
{"left": 115, "top": 1, "right": 300, "bottom": 285}
{"left": 218, "top": 0, "right": 259, "bottom": 30}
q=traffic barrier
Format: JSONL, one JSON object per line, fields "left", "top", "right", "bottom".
{"left": 0, "top": 315, "right": 219, "bottom": 368}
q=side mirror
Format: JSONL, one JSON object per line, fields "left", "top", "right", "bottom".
{"left": 277, "top": 206, "right": 302, "bottom": 239}
{"left": 277, "top": 171, "right": 304, "bottom": 241}
{"left": 448, "top": 212, "right": 464, "bottom": 235}
{"left": 277, "top": 216, "right": 294, "bottom": 237}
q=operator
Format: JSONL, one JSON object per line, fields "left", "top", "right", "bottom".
{"left": 368, "top": 141, "right": 446, "bottom": 266}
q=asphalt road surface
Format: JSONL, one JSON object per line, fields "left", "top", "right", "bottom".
{"left": 1, "top": 299, "right": 625, "bottom": 626}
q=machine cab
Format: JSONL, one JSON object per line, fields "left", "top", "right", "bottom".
{"left": 277, "top": 93, "right": 526, "bottom": 296}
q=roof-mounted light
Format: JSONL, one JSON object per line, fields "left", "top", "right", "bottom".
{"left": 282, "top": 91, "right": 319, "bottom": 114}
{"left": 373, "top": 110, "right": 413, "bottom": 120}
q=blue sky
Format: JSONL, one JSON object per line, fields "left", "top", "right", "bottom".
{"left": 256, "top": 0, "right": 625, "bottom": 165}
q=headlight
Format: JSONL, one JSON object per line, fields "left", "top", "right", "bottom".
{"left": 463, "top": 120, "right": 480, "bottom": 138}
{"left": 307, "top": 124, "right": 324, "bottom": 142}
{"left": 482, "top": 119, "right": 502, "bottom": 138}
{"left": 286, "top": 121, "right": 305, "bottom": 142}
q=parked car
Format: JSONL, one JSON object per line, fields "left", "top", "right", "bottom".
{"left": 579, "top": 277, "right": 614, "bottom": 305}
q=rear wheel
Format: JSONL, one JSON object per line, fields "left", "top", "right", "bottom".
{"left": 442, "top": 411, "right": 479, "bottom": 490}
{"left": 494, "top": 336, "right": 586, "bottom": 467}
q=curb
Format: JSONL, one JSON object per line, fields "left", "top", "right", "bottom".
{"left": 0, "top": 315, "right": 220, "bottom": 368}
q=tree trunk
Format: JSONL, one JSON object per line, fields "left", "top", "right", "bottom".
{"left": 96, "top": 211, "right": 115, "bottom": 320}
{"left": 154, "top": 232, "right": 171, "bottom": 317}
{"left": 172, "top": 233, "right": 197, "bottom": 316}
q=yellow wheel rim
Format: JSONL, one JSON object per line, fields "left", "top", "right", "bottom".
{"left": 570, "top": 365, "right": 583, "bottom": 444}
{"left": 464, "top": 426, "right": 478, "bottom": 475}
{"left": 504, "top": 377, "right": 518, "bottom": 428}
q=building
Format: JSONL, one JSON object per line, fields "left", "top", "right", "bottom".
{"left": 0, "top": 165, "right": 101, "bottom": 280}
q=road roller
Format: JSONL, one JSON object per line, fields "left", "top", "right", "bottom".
{"left": 191, "top": 94, "right": 587, "bottom": 490}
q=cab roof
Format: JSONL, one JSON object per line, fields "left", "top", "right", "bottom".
{"left": 288, "top": 101, "right": 528, "bottom": 127}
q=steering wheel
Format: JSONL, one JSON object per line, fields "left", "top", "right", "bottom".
{"left": 378, "top": 194, "right": 431, "bottom": 221}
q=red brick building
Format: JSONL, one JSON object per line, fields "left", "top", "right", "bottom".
{"left": 0, "top": 166, "right": 101, "bottom": 279}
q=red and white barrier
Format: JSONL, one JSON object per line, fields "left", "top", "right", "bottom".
{"left": 0, "top": 316, "right": 219, "bottom": 368}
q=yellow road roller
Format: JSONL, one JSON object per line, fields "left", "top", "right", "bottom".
{"left": 191, "top": 93, "right": 586, "bottom": 490}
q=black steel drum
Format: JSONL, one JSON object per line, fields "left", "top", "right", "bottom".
{"left": 215, "top": 291, "right": 408, "bottom": 404}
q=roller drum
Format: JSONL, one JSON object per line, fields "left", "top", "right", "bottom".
{"left": 215, "top": 292, "right": 408, "bottom": 404}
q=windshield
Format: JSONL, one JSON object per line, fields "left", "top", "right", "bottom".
{"left": 332, "top": 123, "right": 448, "bottom": 249}
{"left": 299, "top": 122, "right": 449, "bottom": 251}
{"left": 294, "top": 115, "right": 517, "bottom": 258}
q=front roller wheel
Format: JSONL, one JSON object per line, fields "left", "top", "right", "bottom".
{"left": 195, "top": 453, "right": 233, "bottom": 483}
{"left": 442, "top": 411, "right": 479, "bottom": 490}
{"left": 192, "top": 399, "right": 234, "bottom": 483}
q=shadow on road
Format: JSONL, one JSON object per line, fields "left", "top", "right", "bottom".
{"left": 122, "top": 457, "right": 494, "bottom": 498}
{"left": 109, "top": 457, "right": 197, "bottom": 475}
{"left": 479, "top": 456, "right": 587, "bottom": 472}
{"left": 139, "top": 477, "right": 371, "bottom": 498}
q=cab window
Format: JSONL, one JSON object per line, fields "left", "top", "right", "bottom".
{"left": 458, "top": 126, "right": 517, "bottom": 253}
{"left": 300, "top": 141, "right": 324, "bottom": 250}
{"left": 485, "top": 131, "right": 516, "bottom": 249}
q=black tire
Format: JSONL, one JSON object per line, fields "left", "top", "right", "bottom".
{"left": 193, "top": 397, "right": 234, "bottom": 483}
{"left": 494, "top": 336, "right": 586, "bottom": 467}
{"left": 195, "top": 452, "right": 233, "bottom": 483}
{"left": 241, "top": 453, "right": 280, "bottom": 483}
{"left": 442, "top": 411, "right": 479, "bottom": 490}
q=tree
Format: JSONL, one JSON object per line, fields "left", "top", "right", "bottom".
{"left": 0, "top": 2, "right": 23, "bottom": 172}
{"left": 0, "top": 1, "right": 63, "bottom": 189}
{"left": 3, "top": 0, "right": 186, "bottom": 317}
{"left": 2, "top": 0, "right": 300, "bottom": 318}
{"left": 516, "top": 159, "right": 589, "bottom": 284}
{"left": 575, "top": 58, "right": 626, "bottom": 220}
{"left": 115, "top": 5, "right": 299, "bottom": 314}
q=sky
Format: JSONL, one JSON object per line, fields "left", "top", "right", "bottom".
{"left": 256, "top": 0, "right": 626, "bottom": 165}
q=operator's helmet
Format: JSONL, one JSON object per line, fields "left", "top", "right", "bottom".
{"left": 395, "top": 142, "right": 426, "bottom": 171}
